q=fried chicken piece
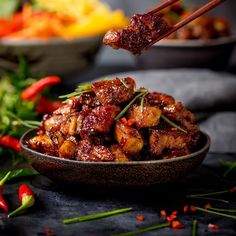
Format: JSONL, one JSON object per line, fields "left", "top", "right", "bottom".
{"left": 149, "top": 129, "right": 191, "bottom": 156}
{"left": 103, "top": 13, "right": 170, "bottom": 54}
{"left": 77, "top": 92, "right": 100, "bottom": 107}
{"left": 28, "top": 134, "right": 55, "bottom": 156}
{"left": 127, "top": 104, "right": 162, "bottom": 129}
{"left": 114, "top": 121, "right": 144, "bottom": 155}
{"left": 81, "top": 105, "right": 120, "bottom": 137}
{"left": 92, "top": 77, "right": 136, "bottom": 105}
{"left": 76, "top": 139, "right": 114, "bottom": 162}
{"left": 110, "top": 144, "right": 129, "bottom": 162}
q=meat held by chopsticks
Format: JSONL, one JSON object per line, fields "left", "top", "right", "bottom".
{"left": 103, "top": 13, "right": 171, "bottom": 55}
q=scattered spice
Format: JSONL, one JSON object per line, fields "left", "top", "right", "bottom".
{"left": 171, "top": 220, "right": 185, "bottom": 229}
{"left": 43, "top": 227, "right": 55, "bottom": 236}
{"left": 160, "top": 210, "right": 167, "bottom": 217}
{"left": 136, "top": 214, "right": 144, "bottom": 222}
{"left": 120, "top": 117, "right": 128, "bottom": 125}
{"left": 63, "top": 207, "right": 132, "bottom": 224}
{"left": 190, "top": 206, "right": 197, "bottom": 213}
{"left": 192, "top": 220, "right": 197, "bottom": 236}
{"left": 0, "top": 171, "right": 11, "bottom": 213}
{"left": 208, "top": 223, "right": 220, "bottom": 230}
{"left": 183, "top": 205, "right": 189, "bottom": 213}
{"left": 167, "top": 214, "right": 177, "bottom": 222}
{"left": 204, "top": 203, "right": 212, "bottom": 209}
{"left": 8, "top": 184, "right": 35, "bottom": 218}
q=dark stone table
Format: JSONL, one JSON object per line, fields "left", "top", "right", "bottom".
{"left": 1, "top": 68, "right": 236, "bottom": 236}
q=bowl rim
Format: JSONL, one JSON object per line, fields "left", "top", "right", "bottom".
{"left": 20, "top": 129, "right": 210, "bottom": 166}
{"left": 153, "top": 36, "right": 236, "bottom": 47}
{"left": 0, "top": 34, "right": 104, "bottom": 46}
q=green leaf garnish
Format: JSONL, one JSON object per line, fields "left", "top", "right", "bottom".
{"left": 115, "top": 90, "right": 148, "bottom": 121}
{"left": 220, "top": 160, "right": 236, "bottom": 177}
{"left": 0, "top": 168, "right": 39, "bottom": 181}
{"left": 63, "top": 207, "right": 132, "bottom": 224}
{"left": 114, "top": 223, "right": 169, "bottom": 236}
{"left": 140, "top": 91, "right": 148, "bottom": 112}
{"left": 160, "top": 114, "right": 187, "bottom": 133}
{"left": 59, "top": 83, "right": 92, "bottom": 99}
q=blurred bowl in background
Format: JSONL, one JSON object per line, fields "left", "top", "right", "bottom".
{"left": 136, "top": 36, "right": 236, "bottom": 69}
{"left": 0, "top": 35, "right": 103, "bottom": 76}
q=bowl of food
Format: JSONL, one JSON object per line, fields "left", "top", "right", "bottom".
{"left": 20, "top": 77, "right": 210, "bottom": 186}
{"left": 0, "top": 0, "right": 128, "bottom": 76}
{"left": 134, "top": 2, "right": 236, "bottom": 69}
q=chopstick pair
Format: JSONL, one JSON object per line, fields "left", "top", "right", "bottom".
{"left": 145, "top": 0, "right": 226, "bottom": 50}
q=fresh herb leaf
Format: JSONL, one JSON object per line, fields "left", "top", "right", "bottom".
{"left": 0, "top": 0, "right": 20, "bottom": 18}
{"left": 0, "top": 168, "right": 38, "bottom": 181}
{"left": 221, "top": 160, "right": 236, "bottom": 177}
{"left": 160, "top": 114, "right": 187, "bottom": 133}
{"left": 63, "top": 208, "right": 132, "bottom": 224}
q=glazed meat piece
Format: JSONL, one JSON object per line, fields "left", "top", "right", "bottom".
{"left": 149, "top": 129, "right": 191, "bottom": 156}
{"left": 110, "top": 144, "right": 129, "bottom": 162}
{"left": 103, "top": 13, "right": 170, "bottom": 54}
{"left": 77, "top": 92, "right": 100, "bottom": 107}
{"left": 127, "top": 104, "right": 162, "bottom": 129}
{"left": 147, "top": 92, "right": 175, "bottom": 108}
{"left": 77, "top": 139, "right": 114, "bottom": 162}
{"left": 92, "top": 77, "right": 135, "bottom": 105}
{"left": 29, "top": 135, "right": 55, "bottom": 156}
{"left": 114, "top": 121, "right": 144, "bottom": 156}
{"left": 58, "top": 138, "right": 78, "bottom": 159}
{"left": 163, "top": 102, "right": 200, "bottom": 141}
{"left": 81, "top": 105, "right": 120, "bottom": 137}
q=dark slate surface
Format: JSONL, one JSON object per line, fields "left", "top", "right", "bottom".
{"left": 1, "top": 69, "right": 236, "bottom": 236}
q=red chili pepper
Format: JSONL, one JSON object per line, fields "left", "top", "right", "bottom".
{"left": 0, "top": 135, "right": 21, "bottom": 152}
{"left": 120, "top": 117, "right": 128, "bottom": 125}
{"left": 136, "top": 214, "right": 144, "bottom": 222}
{"left": 171, "top": 220, "right": 185, "bottom": 229}
{"left": 0, "top": 171, "right": 11, "bottom": 213}
{"left": 208, "top": 223, "right": 220, "bottom": 230}
{"left": 171, "top": 210, "right": 178, "bottom": 216}
{"left": 21, "top": 76, "right": 61, "bottom": 100}
{"left": 8, "top": 184, "right": 35, "bottom": 218}
{"left": 167, "top": 214, "right": 177, "bottom": 222}
{"left": 127, "top": 119, "right": 136, "bottom": 126}
{"left": 36, "top": 96, "right": 62, "bottom": 114}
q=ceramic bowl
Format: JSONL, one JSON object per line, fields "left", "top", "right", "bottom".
{"left": 0, "top": 36, "right": 103, "bottom": 76}
{"left": 136, "top": 36, "right": 236, "bottom": 69}
{"left": 20, "top": 129, "right": 210, "bottom": 187}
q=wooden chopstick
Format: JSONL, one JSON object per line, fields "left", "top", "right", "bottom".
{"left": 148, "top": 0, "right": 179, "bottom": 15}
{"left": 144, "top": 0, "right": 226, "bottom": 51}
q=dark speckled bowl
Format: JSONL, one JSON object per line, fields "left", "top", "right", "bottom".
{"left": 20, "top": 129, "right": 210, "bottom": 187}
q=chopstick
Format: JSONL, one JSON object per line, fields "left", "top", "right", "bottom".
{"left": 148, "top": 0, "right": 179, "bottom": 15}
{"left": 144, "top": 0, "right": 226, "bottom": 51}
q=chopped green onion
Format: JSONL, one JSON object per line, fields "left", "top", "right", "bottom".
{"left": 114, "top": 223, "right": 169, "bottom": 236}
{"left": 209, "top": 207, "right": 236, "bottom": 213}
{"left": 160, "top": 114, "right": 187, "bottom": 133}
{"left": 115, "top": 90, "right": 148, "bottom": 121}
{"left": 187, "top": 196, "right": 229, "bottom": 204}
{"left": 192, "top": 220, "right": 197, "bottom": 236}
{"left": 59, "top": 83, "right": 92, "bottom": 99}
{"left": 63, "top": 207, "right": 132, "bottom": 224}
{"left": 120, "top": 78, "right": 129, "bottom": 88}
{"left": 194, "top": 206, "right": 236, "bottom": 219}
{"left": 140, "top": 91, "right": 148, "bottom": 112}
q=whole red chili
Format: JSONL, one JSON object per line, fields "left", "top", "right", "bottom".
{"left": 208, "top": 223, "right": 220, "bottom": 230}
{"left": 21, "top": 76, "right": 61, "bottom": 100}
{"left": 0, "top": 171, "right": 11, "bottom": 213}
{"left": 8, "top": 184, "right": 35, "bottom": 218}
{"left": 36, "top": 96, "right": 62, "bottom": 114}
{"left": 0, "top": 135, "right": 21, "bottom": 152}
